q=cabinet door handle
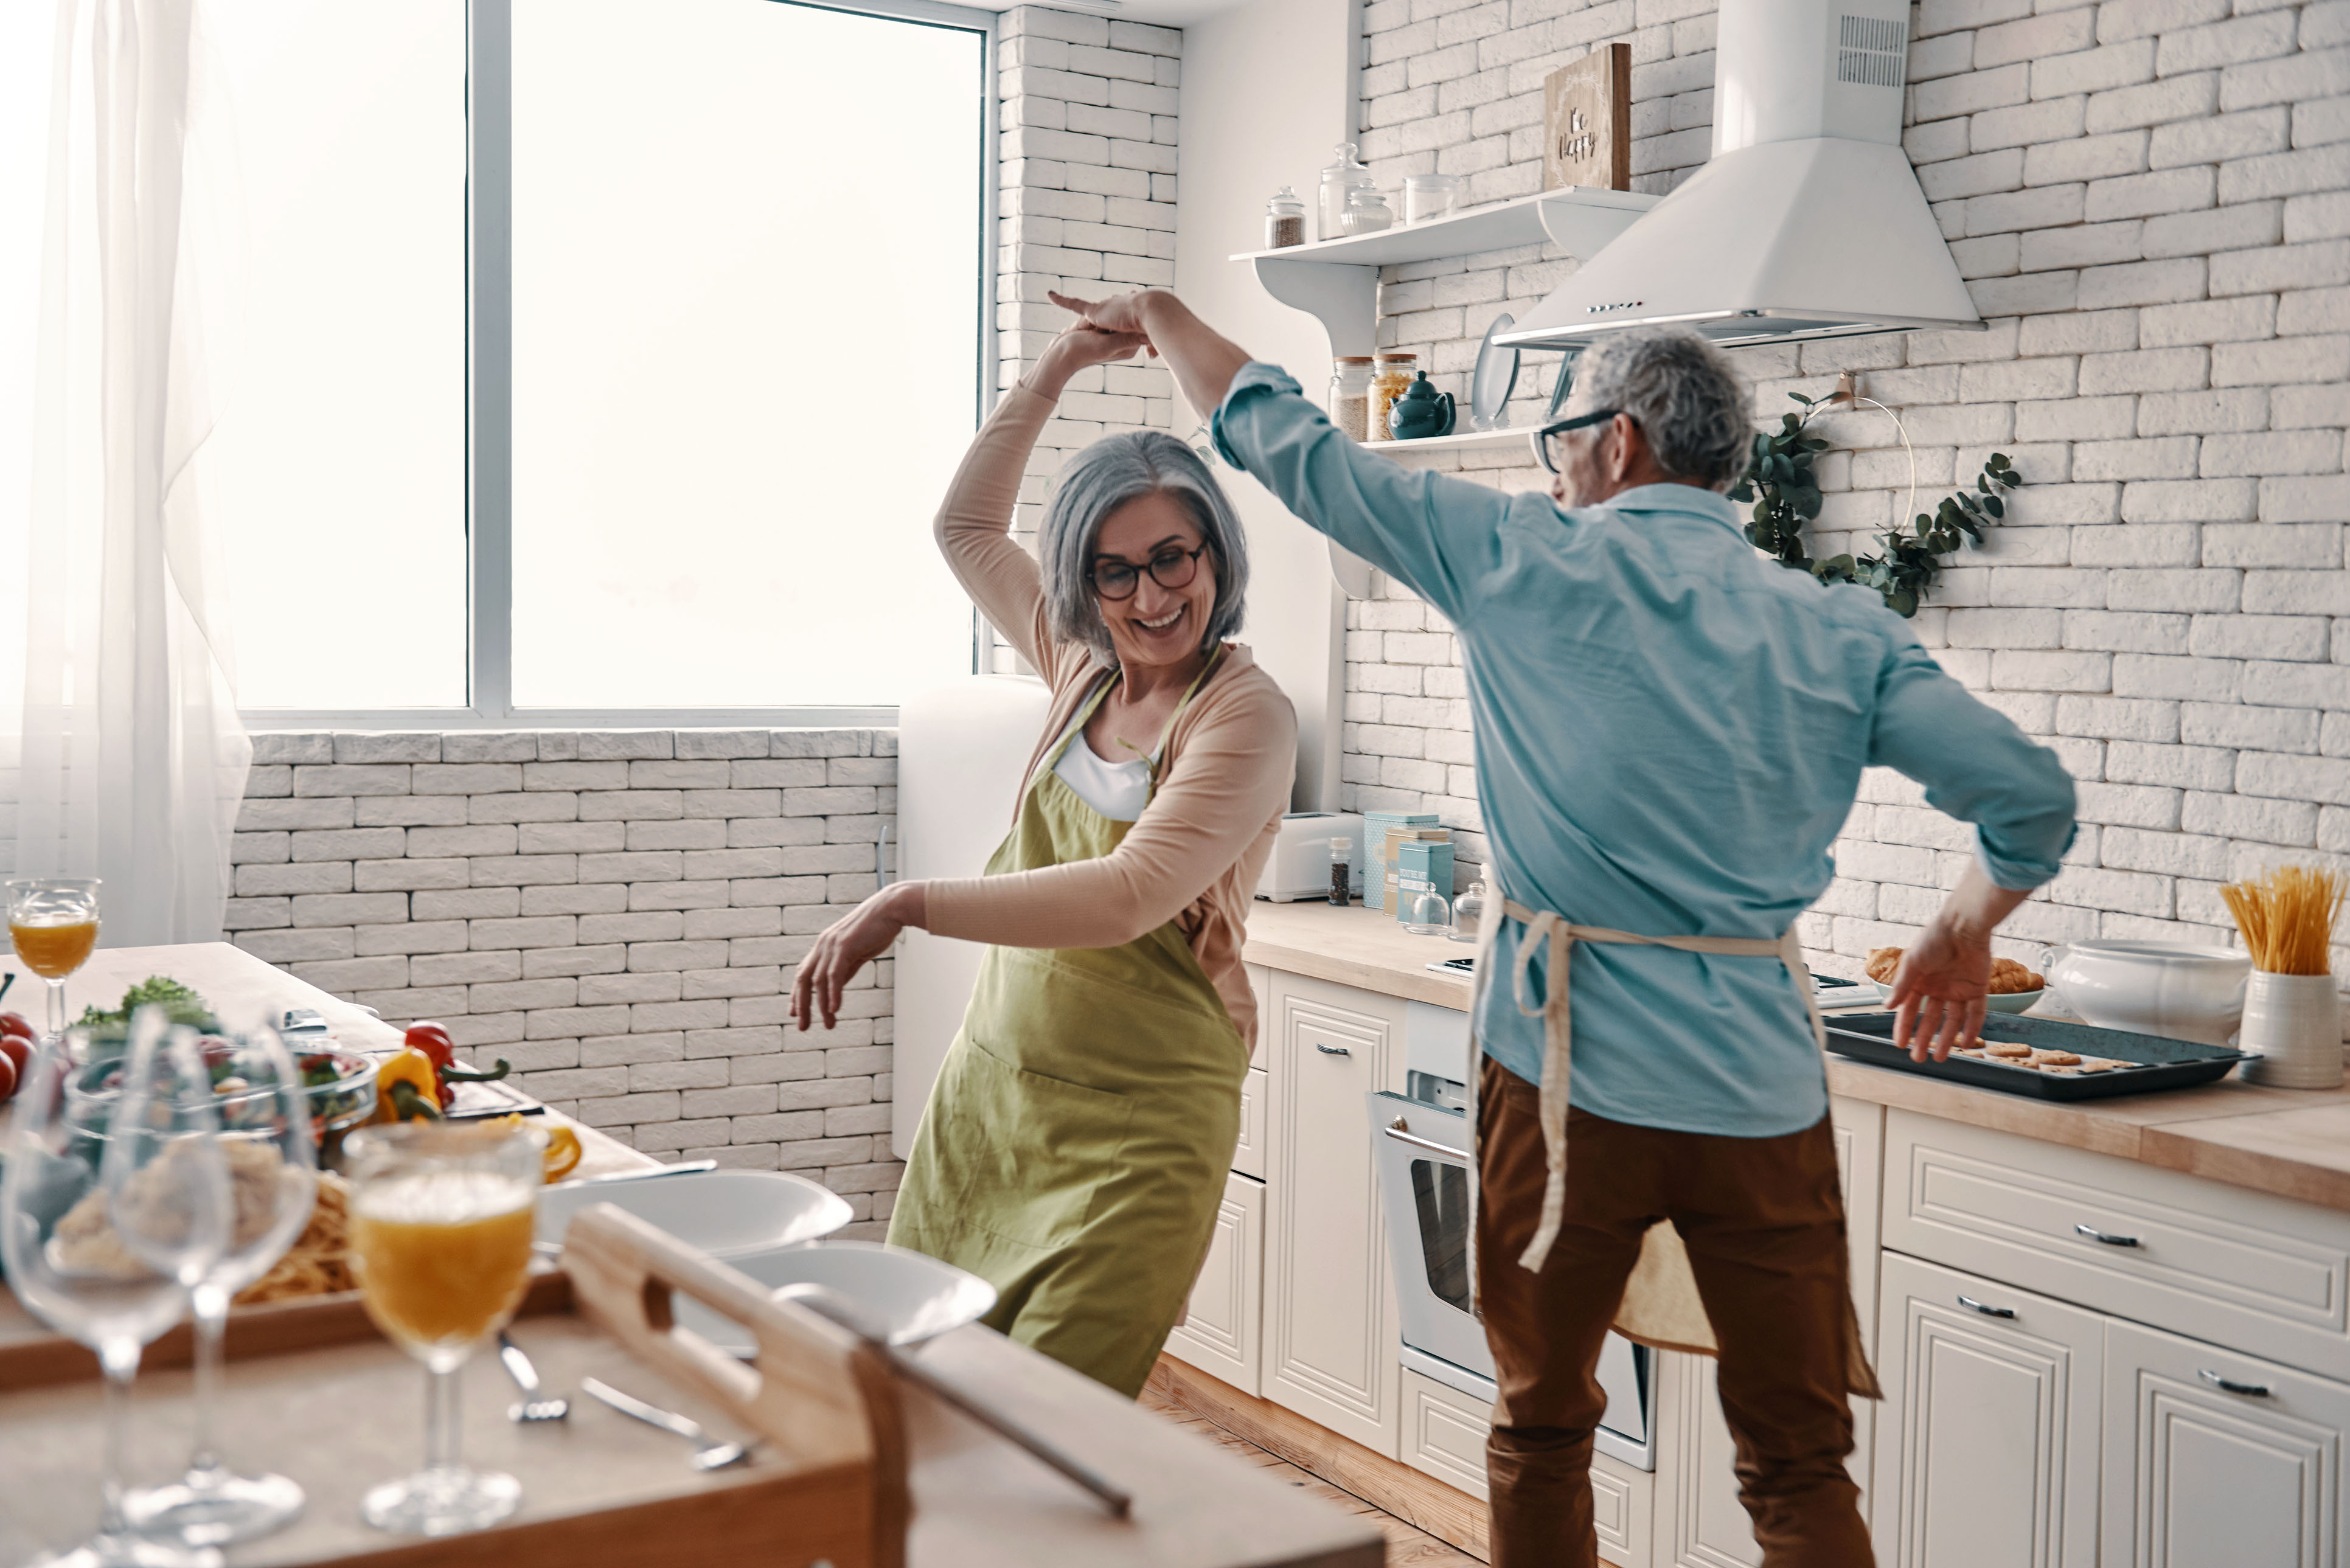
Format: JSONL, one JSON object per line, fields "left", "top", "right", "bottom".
{"left": 2199, "top": 1369, "right": 2272, "bottom": 1398}
{"left": 2074, "top": 1223, "right": 2140, "bottom": 1247}
{"left": 1315, "top": 1043, "right": 1351, "bottom": 1056}
{"left": 1956, "top": 1294, "right": 2015, "bottom": 1319}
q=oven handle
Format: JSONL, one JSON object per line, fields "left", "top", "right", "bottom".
{"left": 1383, "top": 1120, "right": 1467, "bottom": 1162}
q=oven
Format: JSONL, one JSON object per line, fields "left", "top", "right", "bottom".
{"left": 1367, "top": 1001, "right": 1656, "bottom": 1471}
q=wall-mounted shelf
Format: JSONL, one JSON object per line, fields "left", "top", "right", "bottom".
{"left": 1231, "top": 187, "right": 1658, "bottom": 358}
{"left": 1361, "top": 426, "right": 1539, "bottom": 455}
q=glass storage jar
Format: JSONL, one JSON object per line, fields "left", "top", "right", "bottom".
{"left": 1339, "top": 186, "right": 1395, "bottom": 236}
{"left": 1367, "top": 353, "right": 1416, "bottom": 443}
{"left": 1403, "top": 172, "right": 1463, "bottom": 223}
{"left": 1265, "top": 186, "right": 1307, "bottom": 249}
{"left": 1329, "top": 357, "right": 1374, "bottom": 442}
{"left": 1316, "top": 144, "right": 1375, "bottom": 241}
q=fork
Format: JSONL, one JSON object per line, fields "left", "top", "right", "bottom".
{"left": 497, "top": 1331, "right": 570, "bottom": 1423}
{"left": 581, "top": 1376, "right": 759, "bottom": 1470}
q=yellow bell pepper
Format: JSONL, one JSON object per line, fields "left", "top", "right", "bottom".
{"left": 541, "top": 1125, "right": 583, "bottom": 1182}
{"left": 372, "top": 1047, "right": 443, "bottom": 1123}
{"left": 481, "top": 1113, "right": 583, "bottom": 1182}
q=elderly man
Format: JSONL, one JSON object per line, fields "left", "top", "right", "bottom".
{"left": 1052, "top": 288, "right": 2074, "bottom": 1566}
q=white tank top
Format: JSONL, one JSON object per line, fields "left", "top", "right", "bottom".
{"left": 1052, "top": 734, "right": 1155, "bottom": 822}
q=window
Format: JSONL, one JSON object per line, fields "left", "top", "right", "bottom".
{"left": 206, "top": 0, "right": 994, "bottom": 721}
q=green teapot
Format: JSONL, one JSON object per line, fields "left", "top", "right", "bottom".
{"left": 1388, "top": 371, "right": 1456, "bottom": 440}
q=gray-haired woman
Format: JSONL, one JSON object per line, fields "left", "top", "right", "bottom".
{"left": 789, "top": 314, "right": 1296, "bottom": 1396}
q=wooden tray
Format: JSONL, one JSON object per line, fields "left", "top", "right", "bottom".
{"left": 0, "top": 1206, "right": 906, "bottom": 1568}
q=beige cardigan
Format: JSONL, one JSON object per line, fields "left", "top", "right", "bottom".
{"left": 920, "top": 381, "right": 1297, "bottom": 1042}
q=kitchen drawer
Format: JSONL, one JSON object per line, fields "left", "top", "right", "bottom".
{"left": 2102, "top": 1317, "right": 2350, "bottom": 1568}
{"left": 1234, "top": 1067, "right": 1267, "bottom": 1181}
{"left": 1399, "top": 1370, "right": 1653, "bottom": 1566}
{"left": 1884, "top": 1109, "right": 2350, "bottom": 1382}
{"left": 1164, "top": 1171, "right": 1265, "bottom": 1396}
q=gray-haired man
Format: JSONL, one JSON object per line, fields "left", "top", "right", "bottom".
{"left": 1053, "top": 288, "right": 2076, "bottom": 1566}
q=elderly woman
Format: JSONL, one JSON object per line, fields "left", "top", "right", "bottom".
{"left": 788, "top": 313, "right": 1296, "bottom": 1396}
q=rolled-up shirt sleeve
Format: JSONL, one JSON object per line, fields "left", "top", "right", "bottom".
{"left": 1867, "top": 636, "right": 2078, "bottom": 889}
{"left": 1212, "top": 360, "right": 1510, "bottom": 624}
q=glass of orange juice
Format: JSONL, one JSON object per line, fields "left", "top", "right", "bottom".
{"left": 345, "top": 1119, "right": 546, "bottom": 1536}
{"left": 5, "top": 876, "right": 101, "bottom": 1043}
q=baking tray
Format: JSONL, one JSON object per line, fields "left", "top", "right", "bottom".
{"left": 1823, "top": 1011, "right": 2251, "bottom": 1101}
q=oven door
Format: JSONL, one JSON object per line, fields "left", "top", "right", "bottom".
{"left": 1369, "top": 1089, "right": 1656, "bottom": 1471}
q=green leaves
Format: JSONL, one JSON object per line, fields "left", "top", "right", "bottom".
{"left": 1734, "top": 393, "right": 2025, "bottom": 619}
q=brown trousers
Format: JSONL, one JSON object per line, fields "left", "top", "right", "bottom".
{"left": 1476, "top": 1056, "right": 1873, "bottom": 1567}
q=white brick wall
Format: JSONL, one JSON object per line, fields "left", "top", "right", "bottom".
{"left": 1343, "top": 0, "right": 2350, "bottom": 976}
{"left": 992, "top": 7, "right": 1187, "bottom": 670}
{"left": 231, "top": 729, "right": 901, "bottom": 1237}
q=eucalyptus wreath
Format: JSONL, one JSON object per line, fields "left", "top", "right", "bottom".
{"left": 1728, "top": 392, "right": 2025, "bottom": 619}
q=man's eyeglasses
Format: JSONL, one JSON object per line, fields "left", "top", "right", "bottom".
{"left": 1090, "top": 543, "right": 1209, "bottom": 600}
{"left": 1535, "top": 408, "right": 1627, "bottom": 474}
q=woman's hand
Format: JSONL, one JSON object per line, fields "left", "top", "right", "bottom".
{"left": 792, "top": 883, "right": 928, "bottom": 1032}
{"left": 1027, "top": 317, "right": 1152, "bottom": 399}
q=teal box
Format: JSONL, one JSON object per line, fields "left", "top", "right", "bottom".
{"left": 1363, "top": 811, "right": 1439, "bottom": 912}
{"left": 1396, "top": 839, "right": 1455, "bottom": 926}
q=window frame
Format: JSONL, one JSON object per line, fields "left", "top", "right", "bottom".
{"left": 241, "top": 0, "right": 999, "bottom": 731}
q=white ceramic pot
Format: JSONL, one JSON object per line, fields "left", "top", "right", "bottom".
{"left": 2239, "top": 971, "right": 2345, "bottom": 1089}
{"left": 2042, "top": 940, "right": 2251, "bottom": 1047}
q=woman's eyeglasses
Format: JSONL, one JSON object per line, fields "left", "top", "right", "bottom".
{"left": 1090, "top": 544, "right": 1208, "bottom": 600}
{"left": 1535, "top": 408, "right": 1626, "bottom": 474}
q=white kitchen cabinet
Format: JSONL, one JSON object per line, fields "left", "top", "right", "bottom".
{"left": 1872, "top": 1252, "right": 2105, "bottom": 1568}
{"left": 2101, "top": 1318, "right": 2350, "bottom": 1568}
{"left": 1664, "top": 1097, "right": 1884, "bottom": 1568}
{"left": 1262, "top": 970, "right": 1406, "bottom": 1455}
{"left": 1166, "top": 1171, "right": 1266, "bottom": 1396}
{"left": 1234, "top": 1067, "right": 1268, "bottom": 1181}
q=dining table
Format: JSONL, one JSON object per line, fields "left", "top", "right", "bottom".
{"left": 0, "top": 940, "right": 1386, "bottom": 1567}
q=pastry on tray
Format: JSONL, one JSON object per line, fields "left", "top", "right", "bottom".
{"left": 1862, "top": 946, "right": 2043, "bottom": 993}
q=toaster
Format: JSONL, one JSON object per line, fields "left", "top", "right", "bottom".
{"left": 1256, "top": 813, "right": 1365, "bottom": 903}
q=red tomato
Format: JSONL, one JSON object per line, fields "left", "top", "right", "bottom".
{"left": 0, "top": 1033, "right": 28, "bottom": 1081}
{"left": 0, "top": 1011, "right": 35, "bottom": 1043}
{"left": 0, "top": 1050, "right": 16, "bottom": 1104}
{"left": 403, "top": 1021, "right": 456, "bottom": 1072}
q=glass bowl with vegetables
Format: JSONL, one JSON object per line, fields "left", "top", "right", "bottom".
{"left": 73, "top": 1034, "right": 377, "bottom": 1151}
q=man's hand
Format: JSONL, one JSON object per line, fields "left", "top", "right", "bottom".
{"left": 791, "top": 883, "right": 926, "bottom": 1032}
{"left": 1886, "top": 921, "right": 1991, "bottom": 1063}
{"left": 1048, "top": 288, "right": 1159, "bottom": 341}
{"left": 1886, "top": 860, "right": 2034, "bottom": 1062}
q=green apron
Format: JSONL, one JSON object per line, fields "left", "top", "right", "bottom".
{"left": 888, "top": 653, "right": 1250, "bottom": 1397}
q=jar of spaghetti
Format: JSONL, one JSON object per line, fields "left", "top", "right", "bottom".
{"left": 1367, "top": 353, "right": 1416, "bottom": 443}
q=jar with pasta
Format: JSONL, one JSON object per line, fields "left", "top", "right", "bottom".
{"left": 1329, "top": 357, "right": 1374, "bottom": 442}
{"left": 1367, "top": 354, "right": 1416, "bottom": 443}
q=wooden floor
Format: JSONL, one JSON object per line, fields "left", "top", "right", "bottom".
{"left": 1139, "top": 1386, "right": 1484, "bottom": 1567}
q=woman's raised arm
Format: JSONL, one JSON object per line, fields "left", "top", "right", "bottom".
{"left": 934, "top": 323, "right": 1150, "bottom": 682}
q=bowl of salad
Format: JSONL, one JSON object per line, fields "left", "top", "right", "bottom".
{"left": 72, "top": 1038, "right": 377, "bottom": 1150}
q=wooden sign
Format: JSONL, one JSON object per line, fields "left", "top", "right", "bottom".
{"left": 1543, "top": 43, "right": 1631, "bottom": 192}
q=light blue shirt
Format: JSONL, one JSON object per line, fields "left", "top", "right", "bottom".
{"left": 1214, "top": 362, "right": 2077, "bottom": 1137}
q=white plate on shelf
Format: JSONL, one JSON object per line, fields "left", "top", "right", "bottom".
{"left": 675, "top": 1241, "right": 999, "bottom": 1356}
{"left": 534, "top": 1168, "right": 852, "bottom": 1258}
{"left": 1470, "top": 313, "right": 1520, "bottom": 431}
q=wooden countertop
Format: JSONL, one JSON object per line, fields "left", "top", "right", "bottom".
{"left": 1244, "top": 900, "right": 2350, "bottom": 1215}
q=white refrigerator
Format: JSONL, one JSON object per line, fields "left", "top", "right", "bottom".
{"left": 889, "top": 675, "right": 1055, "bottom": 1160}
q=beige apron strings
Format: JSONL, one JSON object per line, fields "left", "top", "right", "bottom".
{"left": 1492, "top": 898, "right": 1813, "bottom": 1275}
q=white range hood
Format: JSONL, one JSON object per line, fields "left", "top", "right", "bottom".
{"left": 1497, "top": 0, "right": 1984, "bottom": 350}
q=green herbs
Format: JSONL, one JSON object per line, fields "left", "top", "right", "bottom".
{"left": 1729, "top": 392, "right": 2025, "bottom": 619}
{"left": 74, "top": 974, "right": 217, "bottom": 1033}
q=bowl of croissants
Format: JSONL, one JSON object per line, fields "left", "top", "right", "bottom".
{"left": 1864, "top": 946, "right": 2046, "bottom": 1013}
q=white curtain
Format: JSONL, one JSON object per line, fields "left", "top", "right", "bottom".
{"left": 11, "top": 0, "right": 249, "bottom": 946}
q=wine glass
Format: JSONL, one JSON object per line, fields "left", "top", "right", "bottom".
{"left": 345, "top": 1119, "right": 546, "bottom": 1536}
{"left": 7, "top": 877, "right": 103, "bottom": 1044}
{"left": 121, "top": 1023, "right": 318, "bottom": 1546}
{"left": 0, "top": 1009, "right": 229, "bottom": 1568}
